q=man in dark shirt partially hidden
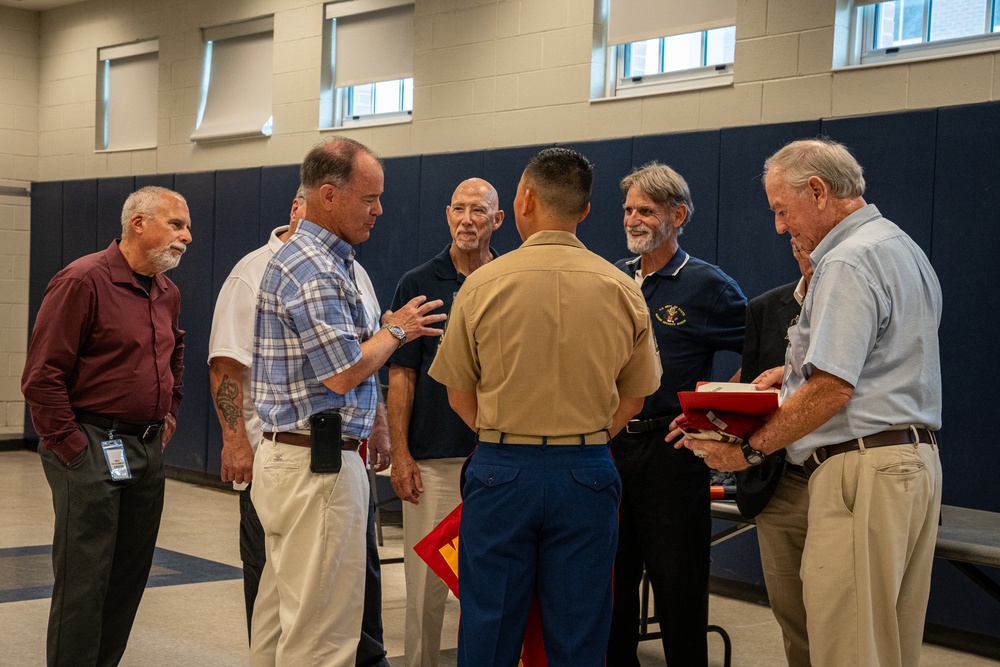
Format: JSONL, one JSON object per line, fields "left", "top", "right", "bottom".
{"left": 387, "top": 177, "right": 502, "bottom": 667}
{"left": 22, "top": 185, "right": 191, "bottom": 667}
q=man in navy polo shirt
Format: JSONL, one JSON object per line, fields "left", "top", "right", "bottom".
{"left": 387, "top": 178, "right": 503, "bottom": 667}
{"left": 607, "top": 163, "right": 746, "bottom": 667}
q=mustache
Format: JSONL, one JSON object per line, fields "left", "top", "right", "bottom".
{"left": 168, "top": 242, "right": 186, "bottom": 254}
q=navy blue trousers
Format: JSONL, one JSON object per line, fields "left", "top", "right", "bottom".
{"left": 457, "top": 441, "right": 621, "bottom": 667}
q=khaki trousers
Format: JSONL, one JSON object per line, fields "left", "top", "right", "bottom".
{"left": 802, "top": 441, "right": 942, "bottom": 667}
{"left": 250, "top": 437, "right": 368, "bottom": 667}
{"left": 401, "top": 457, "right": 465, "bottom": 667}
{"left": 755, "top": 466, "right": 811, "bottom": 667}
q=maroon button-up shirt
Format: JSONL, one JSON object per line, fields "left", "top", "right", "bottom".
{"left": 22, "top": 240, "right": 185, "bottom": 463}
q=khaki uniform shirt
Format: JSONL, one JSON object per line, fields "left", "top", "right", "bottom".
{"left": 429, "top": 230, "right": 661, "bottom": 435}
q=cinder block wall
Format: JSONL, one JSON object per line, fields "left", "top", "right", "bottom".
{"left": 0, "top": 7, "right": 37, "bottom": 439}
{"left": 5, "top": 0, "right": 1000, "bottom": 436}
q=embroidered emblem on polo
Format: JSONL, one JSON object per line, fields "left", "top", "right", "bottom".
{"left": 655, "top": 305, "right": 686, "bottom": 326}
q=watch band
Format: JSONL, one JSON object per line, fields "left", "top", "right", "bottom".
{"left": 740, "top": 440, "right": 765, "bottom": 466}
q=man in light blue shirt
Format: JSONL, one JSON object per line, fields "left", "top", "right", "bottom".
{"left": 681, "top": 138, "right": 942, "bottom": 667}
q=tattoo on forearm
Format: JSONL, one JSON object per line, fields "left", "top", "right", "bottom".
{"left": 216, "top": 374, "right": 242, "bottom": 433}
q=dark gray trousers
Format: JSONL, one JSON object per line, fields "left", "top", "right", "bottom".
{"left": 40, "top": 421, "right": 164, "bottom": 667}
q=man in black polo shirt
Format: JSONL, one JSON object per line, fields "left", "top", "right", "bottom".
{"left": 387, "top": 177, "right": 503, "bottom": 667}
{"left": 607, "top": 163, "right": 746, "bottom": 667}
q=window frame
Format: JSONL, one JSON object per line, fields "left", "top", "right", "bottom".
{"left": 851, "top": 0, "right": 1000, "bottom": 67}
{"left": 190, "top": 16, "right": 275, "bottom": 143}
{"left": 608, "top": 27, "right": 735, "bottom": 99}
{"left": 319, "top": 0, "right": 415, "bottom": 130}
{"left": 95, "top": 40, "right": 160, "bottom": 153}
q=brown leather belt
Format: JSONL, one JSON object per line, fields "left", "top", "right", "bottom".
{"left": 803, "top": 426, "right": 936, "bottom": 478}
{"left": 263, "top": 431, "right": 362, "bottom": 451}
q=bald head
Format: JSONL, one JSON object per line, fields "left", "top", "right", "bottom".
{"left": 447, "top": 178, "right": 503, "bottom": 252}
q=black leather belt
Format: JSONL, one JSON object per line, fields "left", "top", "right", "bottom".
{"left": 803, "top": 426, "right": 936, "bottom": 478}
{"left": 75, "top": 410, "right": 163, "bottom": 442}
{"left": 263, "top": 431, "right": 362, "bottom": 451}
{"left": 624, "top": 416, "right": 673, "bottom": 434}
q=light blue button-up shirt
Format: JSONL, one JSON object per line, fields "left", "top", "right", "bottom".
{"left": 781, "top": 204, "right": 943, "bottom": 465}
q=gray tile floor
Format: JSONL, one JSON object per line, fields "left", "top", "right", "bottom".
{"left": 1, "top": 449, "right": 996, "bottom": 667}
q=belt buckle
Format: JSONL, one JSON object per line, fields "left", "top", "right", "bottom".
{"left": 142, "top": 422, "right": 162, "bottom": 442}
{"left": 625, "top": 420, "right": 641, "bottom": 434}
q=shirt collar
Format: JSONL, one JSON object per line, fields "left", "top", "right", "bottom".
{"left": 811, "top": 203, "right": 881, "bottom": 266}
{"left": 623, "top": 248, "right": 690, "bottom": 278}
{"left": 794, "top": 276, "right": 808, "bottom": 305}
{"left": 297, "top": 219, "right": 355, "bottom": 262}
{"left": 267, "top": 225, "right": 290, "bottom": 255}
{"left": 106, "top": 239, "right": 170, "bottom": 295}
{"left": 433, "top": 243, "right": 500, "bottom": 282}
{"left": 520, "top": 229, "right": 586, "bottom": 250}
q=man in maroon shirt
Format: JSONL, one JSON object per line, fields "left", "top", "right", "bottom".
{"left": 22, "top": 185, "right": 191, "bottom": 667}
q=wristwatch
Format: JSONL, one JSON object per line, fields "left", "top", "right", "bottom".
{"left": 740, "top": 439, "right": 765, "bottom": 466}
{"left": 381, "top": 324, "right": 406, "bottom": 347}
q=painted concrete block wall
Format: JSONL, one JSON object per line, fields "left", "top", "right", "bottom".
{"left": 0, "top": 7, "right": 37, "bottom": 439}
{"left": 26, "top": 0, "right": 1000, "bottom": 180}
{"left": 8, "top": 0, "right": 1000, "bottom": 438}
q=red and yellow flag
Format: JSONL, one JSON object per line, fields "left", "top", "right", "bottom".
{"left": 413, "top": 502, "right": 548, "bottom": 667}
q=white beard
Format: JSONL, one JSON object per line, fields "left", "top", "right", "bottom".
{"left": 147, "top": 243, "right": 185, "bottom": 273}
{"left": 626, "top": 223, "right": 672, "bottom": 254}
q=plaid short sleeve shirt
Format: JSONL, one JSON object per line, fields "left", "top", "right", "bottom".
{"left": 251, "top": 220, "right": 377, "bottom": 438}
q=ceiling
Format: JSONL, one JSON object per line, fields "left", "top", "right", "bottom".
{"left": 0, "top": 0, "right": 88, "bottom": 10}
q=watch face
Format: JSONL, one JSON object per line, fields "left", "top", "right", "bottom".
{"left": 741, "top": 442, "right": 764, "bottom": 465}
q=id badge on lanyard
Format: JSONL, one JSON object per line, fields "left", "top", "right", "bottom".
{"left": 101, "top": 430, "right": 132, "bottom": 481}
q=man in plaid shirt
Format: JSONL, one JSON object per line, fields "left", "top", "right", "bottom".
{"left": 250, "top": 137, "right": 445, "bottom": 666}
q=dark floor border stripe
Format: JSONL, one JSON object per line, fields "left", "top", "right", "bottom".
{"left": 0, "top": 545, "right": 241, "bottom": 604}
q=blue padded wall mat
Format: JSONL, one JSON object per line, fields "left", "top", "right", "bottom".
{"left": 718, "top": 120, "right": 821, "bottom": 301}
{"left": 171, "top": 171, "right": 218, "bottom": 473}
{"left": 932, "top": 101, "right": 1000, "bottom": 512}
{"left": 28, "top": 182, "right": 64, "bottom": 331}
{"left": 632, "top": 130, "right": 723, "bottom": 265}
{"left": 25, "top": 181, "right": 64, "bottom": 441}
{"left": 260, "top": 164, "right": 301, "bottom": 246}
{"left": 557, "top": 138, "right": 633, "bottom": 262}
{"left": 212, "top": 169, "right": 262, "bottom": 300}
{"left": 61, "top": 179, "right": 98, "bottom": 266}
{"left": 482, "top": 144, "right": 550, "bottom": 255}
{"left": 417, "top": 152, "right": 485, "bottom": 263}
{"left": 821, "top": 109, "right": 936, "bottom": 255}
{"left": 135, "top": 174, "right": 175, "bottom": 190}
{"left": 97, "top": 177, "right": 135, "bottom": 246}
{"left": 358, "top": 155, "right": 423, "bottom": 311}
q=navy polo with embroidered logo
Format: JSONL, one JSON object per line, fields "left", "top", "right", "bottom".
{"left": 616, "top": 249, "right": 746, "bottom": 419}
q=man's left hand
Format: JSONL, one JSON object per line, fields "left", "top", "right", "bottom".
{"left": 676, "top": 436, "right": 749, "bottom": 472}
{"left": 368, "top": 428, "right": 391, "bottom": 472}
{"left": 162, "top": 413, "right": 177, "bottom": 449}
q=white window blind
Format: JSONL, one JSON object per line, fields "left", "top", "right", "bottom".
{"left": 98, "top": 40, "right": 158, "bottom": 151}
{"left": 191, "top": 16, "right": 274, "bottom": 142}
{"left": 325, "top": 0, "right": 414, "bottom": 87}
{"left": 608, "top": 0, "right": 737, "bottom": 45}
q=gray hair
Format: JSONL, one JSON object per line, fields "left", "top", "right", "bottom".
{"left": 763, "top": 138, "right": 866, "bottom": 199}
{"left": 121, "top": 186, "right": 186, "bottom": 238}
{"left": 294, "top": 184, "right": 306, "bottom": 203}
{"left": 300, "top": 136, "right": 382, "bottom": 190}
{"left": 620, "top": 162, "right": 694, "bottom": 229}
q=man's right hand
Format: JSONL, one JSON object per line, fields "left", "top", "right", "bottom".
{"left": 382, "top": 295, "right": 447, "bottom": 343}
{"left": 221, "top": 437, "right": 255, "bottom": 485}
{"left": 390, "top": 452, "right": 424, "bottom": 505}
